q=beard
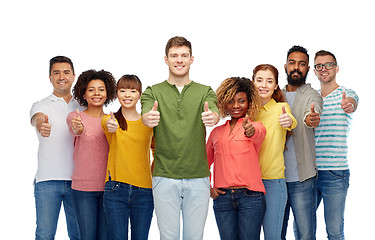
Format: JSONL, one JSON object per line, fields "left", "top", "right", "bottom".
{"left": 287, "top": 69, "right": 308, "bottom": 86}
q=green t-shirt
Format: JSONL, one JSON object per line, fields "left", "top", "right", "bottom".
{"left": 141, "top": 80, "right": 219, "bottom": 179}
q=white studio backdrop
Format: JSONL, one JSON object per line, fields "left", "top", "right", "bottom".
{"left": 1, "top": 0, "right": 373, "bottom": 239}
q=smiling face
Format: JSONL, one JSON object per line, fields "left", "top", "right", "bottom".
{"left": 83, "top": 79, "right": 107, "bottom": 108}
{"left": 253, "top": 69, "right": 278, "bottom": 104}
{"left": 226, "top": 92, "right": 249, "bottom": 120}
{"left": 314, "top": 55, "right": 339, "bottom": 84}
{"left": 49, "top": 62, "right": 75, "bottom": 97}
{"left": 285, "top": 51, "right": 310, "bottom": 86}
{"left": 117, "top": 88, "right": 141, "bottom": 109}
{"left": 164, "top": 46, "right": 194, "bottom": 79}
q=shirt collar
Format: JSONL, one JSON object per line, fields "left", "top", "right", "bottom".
{"left": 262, "top": 98, "right": 277, "bottom": 111}
{"left": 283, "top": 83, "right": 311, "bottom": 94}
{"left": 48, "top": 93, "right": 61, "bottom": 102}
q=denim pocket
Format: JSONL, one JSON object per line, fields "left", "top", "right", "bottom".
{"left": 328, "top": 170, "right": 349, "bottom": 179}
{"left": 140, "top": 187, "right": 153, "bottom": 194}
{"left": 104, "top": 181, "right": 120, "bottom": 192}
{"left": 244, "top": 189, "right": 264, "bottom": 197}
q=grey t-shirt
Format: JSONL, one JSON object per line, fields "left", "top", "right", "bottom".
{"left": 284, "top": 91, "right": 299, "bottom": 182}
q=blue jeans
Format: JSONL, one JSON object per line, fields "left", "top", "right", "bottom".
{"left": 317, "top": 170, "right": 349, "bottom": 240}
{"left": 282, "top": 177, "right": 317, "bottom": 240}
{"left": 262, "top": 179, "right": 287, "bottom": 240}
{"left": 72, "top": 189, "right": 109, "bottom": 240}
{"left": 152, "top": 177, "right": 210, "bottom": 240}
{"left": 213, "top": 188, "right": 265, "bottom": 240}
{"left": 34, "top": 180, "right": 79, "bottom": 240}
{"left": 103, "top": 181, "right": 154, "bottom": 240}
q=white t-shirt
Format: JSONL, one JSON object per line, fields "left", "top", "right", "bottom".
{"left": 30, "top": 94, "right": 84, "bottom": 183}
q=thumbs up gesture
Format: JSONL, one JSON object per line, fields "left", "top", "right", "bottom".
{"left": 305, "top": 103, "right": 320, "bottom": 128}
{"left": 71, "top": 109, "right": 84, "bottom": 135}
{"left": 143, "top": 101, "right": 160, "bottom": 128}
{"left": 242, "top": 115, "right": 255, "bottom": 138}
{"left": 279, "top": 105, "right": 293, "bottom": 128}
{"left": 106, "top": 111, "right": 119, "bottom": 132}
{"left": 201, "top": 102, "right": 218, "bottom": 127}
{"left": 39, "top": 114, "right": 51, "bottom": 137}
{"left": 341, "top": 92, "right": 355, "bottom": 113}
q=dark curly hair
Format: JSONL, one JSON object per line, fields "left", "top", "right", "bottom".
{"left": 287, "top": 45, "right": 309, "bottom": 63}
{"left": 73, "top": 69, "right": 117, "bottom": 107}
{"left": 216, "top": 77, "right": 260, "bottom": 121}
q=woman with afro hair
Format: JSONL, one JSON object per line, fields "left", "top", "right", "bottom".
{"left": 66, "top": 69, "right": 116, "bottom": 240}
{"left": 206, "top": 77, "right": 266, "bottom": 240}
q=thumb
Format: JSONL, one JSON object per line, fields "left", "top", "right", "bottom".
{"left": 44, "top": 115, "right": 49, "bottom": 123}
{"left": 342, "top": 92, "right": 346, "bottom": 101}
{"left": 242, "top": 115, "right": 249, "bottom": 128}
{"left": 311, "top": 103, "right": 315, "bottom": 113}
{"left": 152, "top": 101, "right": 158, "bottom": 111}
{"left": 75, "top": 109, "right": 81, "bottom": 119}
{"left": 282, "top": 105, "right": 287, "bottom": 115}
{"left": 204, "top": 102, "right": 209, "bottom": 112}
{"left": 110, "top": 111, "right": 115, "bottom": 120}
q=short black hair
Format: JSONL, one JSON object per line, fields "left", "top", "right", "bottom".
{"left": 49, "top": 56, "right": 75, "bottom": 75}
{"left": 287, "top": 45, "right": 309, "bottom": 63}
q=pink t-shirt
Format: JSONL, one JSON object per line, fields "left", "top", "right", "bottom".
{"left": 67, "top": 111, "right": 109, "bottom": 191}
{"left": 206, "top": 118, "right": 266, "bottom": 193}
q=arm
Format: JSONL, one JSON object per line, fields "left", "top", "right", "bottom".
{"left": 141, "top": 87, "right": 160, "bottom": 128}
{"left": 279, "top": 103, "right": 297, "bottom": 130}
{"left": 206, "top": 131, "right": 225, "bottom": 199}
{"left": 305, "top": 91, "right": 323, "bottom": 128}
{"left": 31, "top": 112, "right": 51, "bottom": 137}
{"left": 341, "top": 91, "right": 359, "bottom": 113}
{"left": 202, "top": 87, "right": 220, "bottom": 127}
{"left": 67, "top": 109, "right": 84, "bottom": 135}
{"left": 201, "top": 102, "right": 220, "bottom": 127}
{"left": 248, "top": 121, "right": 266, "bottom": 151}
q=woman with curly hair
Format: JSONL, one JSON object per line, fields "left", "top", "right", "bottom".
{"left": 66, "top": 69, "right": 116, "bottom": 240}
{"left": 206, "top": 77, "right": 266, "bottom": 240}
{"left": 101, "top": 75, "right": 154, "bottom": 240}
{"left": 252, "top": 64, "right": 297, "bottom": 240}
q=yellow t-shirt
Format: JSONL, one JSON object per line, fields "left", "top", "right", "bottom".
{"left": 101, "top": 115, "right": 154, "bottom": 189}
{"left": 256, "top": 99, "right": 297, "bottom": 179}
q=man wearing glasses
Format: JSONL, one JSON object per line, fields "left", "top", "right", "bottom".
{"left": 314, "top": 50, "right": 358, "bottom": 239}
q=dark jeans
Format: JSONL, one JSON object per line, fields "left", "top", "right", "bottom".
{"left": 72, "top": 189, "right": 109, "bottom": 240}
{"left": 103, "top": 181, "right": 154, "bottom": 240}
{"left": 213, "top": 188, "right": 265, "bottom": 240}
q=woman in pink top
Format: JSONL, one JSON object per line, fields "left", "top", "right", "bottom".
{"left": 67, "top": 69, "right": 116, "bottom": 240}
{"left": 206, "top": 77, "right": 266, "bottom": 240}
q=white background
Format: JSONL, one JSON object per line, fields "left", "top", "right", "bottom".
{"left": 1, "top": 0, "right": 373, "bottom": 239}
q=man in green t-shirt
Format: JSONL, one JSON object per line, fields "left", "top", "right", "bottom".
{"left": 141, "top": 36, "right": 219, "bottom": 239}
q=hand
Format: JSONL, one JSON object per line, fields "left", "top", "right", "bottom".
{"left": 279, "top": 105, "right": 293, "bottom": 128}
{"left": 71, "top": 109, "right": 84, "bottom": 135}
{"left": 242, "top": 115, "right": 255, "bottom": 138}
{"left": 143, "top": 101, "right": 160, "bottom": 128}
{"left": 341, "top": 92, "right": 355, "bottom": 113}
{"left": 210, "top": 187, "right": 225, "bottom": 199}
{"left": 39, "top": 115, "right": 51, "bottom": 137}
{"left": 106, "top": 111, "right": 118, "bottom": 132}
{"left": 305, "top": 103, "right": 320, "bottom": 128}
{"left": 201, "top": 102, "right": 217, "bottom": 127}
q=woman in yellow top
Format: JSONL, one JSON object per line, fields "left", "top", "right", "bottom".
{"left": 252, "top": 64, "right": 297, "bottom": 240}
{"left": 101, "top": 75, "right": 154, "bottom": 240}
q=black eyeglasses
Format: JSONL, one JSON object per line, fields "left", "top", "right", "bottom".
{"left": 314, "top": 62, "right": 336, "bottom": 71}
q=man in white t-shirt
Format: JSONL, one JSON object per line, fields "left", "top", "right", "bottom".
{"left": 30, "top": 56, "right": 83, "bottom": 240}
